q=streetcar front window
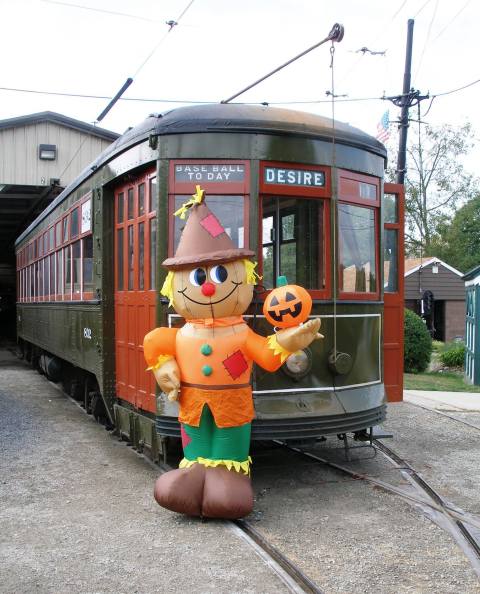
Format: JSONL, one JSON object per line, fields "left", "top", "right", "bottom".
{"left": 173, "top": 195, "right": 245, "bottom": 251}
{"left": 261, "top": 197, "right": 325, "bottom": 291}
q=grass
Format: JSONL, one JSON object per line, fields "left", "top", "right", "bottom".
{"left": 404, "top": 371, "right": 480, "bottom": 393}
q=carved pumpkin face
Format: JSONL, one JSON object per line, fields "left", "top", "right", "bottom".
{"left": 263, "top": 283, "right": 312, "bottom": 328}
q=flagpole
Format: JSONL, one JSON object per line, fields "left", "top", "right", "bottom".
{"left": 396, "top": 19, "right": 414, "bottom": 185}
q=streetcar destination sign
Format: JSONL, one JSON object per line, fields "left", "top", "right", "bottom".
{"left": 264, "top": 167, "right": 325, "bottom": 187}
{"left": 175, "top": 164, "right": 245, "bottom": 182}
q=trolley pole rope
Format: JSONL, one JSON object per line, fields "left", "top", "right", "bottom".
{"left": 221, "top": 23, "right": 344, "bottom": 104}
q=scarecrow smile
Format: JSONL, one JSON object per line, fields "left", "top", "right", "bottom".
{"left": 179, "top": 281, "right": 243, "bottom": 305}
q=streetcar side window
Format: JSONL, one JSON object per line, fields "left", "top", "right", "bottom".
{"left": 83, "top": 236, "right": 94, "bottom": 294}
{"left": 338, "top": 170, "right": 380, "bottom": 299}
{"left": 338, "top": 204, "right": 376, "bottom": 293}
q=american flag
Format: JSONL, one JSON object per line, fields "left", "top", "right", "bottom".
{"left": 376, "top": 110, "right": 390, "bottom": 143}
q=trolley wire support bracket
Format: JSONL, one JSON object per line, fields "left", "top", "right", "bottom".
{"left": 221, "top": 23, "right": 344, "bottom": 104}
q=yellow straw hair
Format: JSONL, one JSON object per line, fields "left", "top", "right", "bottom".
{"left": 160, "top": 271, "right": 175, "bottom": 306}
{"left": 244, "top": 260, "right": 262, "bottom": 285}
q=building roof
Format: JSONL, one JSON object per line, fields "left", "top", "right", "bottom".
{"left": 0, "top": 111, "right": 119, "bottom": 142}
{"left": 404, "top": 257, "right": 463, "bottom": 278}
{"left": 463, "top": 264, "right": 480, "bottom": 282}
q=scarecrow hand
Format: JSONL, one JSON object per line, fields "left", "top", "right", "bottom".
{"left": 153, "top": 358, "right": 181, "bottom": 402}
{"left": 276, "top": 318, "right": 323, "bottom": 353}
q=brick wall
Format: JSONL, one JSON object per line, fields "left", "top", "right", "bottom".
{"left": 444, "top": 300, "right": 465, "bottom": 342}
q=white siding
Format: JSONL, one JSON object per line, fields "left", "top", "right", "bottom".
{"left": 0, "top": 122, "right": 113, "bottom": 186}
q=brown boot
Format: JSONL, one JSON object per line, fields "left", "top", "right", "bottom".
{"left": 153, "top": 464, "right": 206, "bottom": 516}
{"left": 201, "top": 466, "right": 254, "bottom": 519}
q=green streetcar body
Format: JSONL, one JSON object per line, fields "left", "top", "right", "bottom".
{"left": 16, "top": 104, "right": 389, "bottom": 455}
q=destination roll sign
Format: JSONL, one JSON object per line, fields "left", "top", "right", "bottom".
{"left": 264, "top": 166, "right": 325, "bottom": 188}
{"left": 175, "top": 164, "right": 245, "bottom": 182}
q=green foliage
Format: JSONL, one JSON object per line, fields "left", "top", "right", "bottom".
{"left": 440, "top": 341, "right": 466, "bottom": 368}
{"left": 430, "top": 194, "right": 480, "bottom": 273}
{"left": 404, "top": 308, "right": 432, "bottom": 373}
{"left": 386, "top": 122, "right": 478, "bottom": 257}
{"left": 431, "top": 340, "right": 444, "bottom": 352}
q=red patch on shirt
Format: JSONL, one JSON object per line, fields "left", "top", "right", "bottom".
{"left": 200, "top": 213, "right": 225, "bottom": 238}
{"left": 180, "top": 425, "right": 192, "bottom": 448}
{"left": 222, "top": 350, "right": 249, "bottom": 380}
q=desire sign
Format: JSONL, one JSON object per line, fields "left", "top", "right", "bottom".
{"left": 264, "top": 167, "right": 325, "bottom": 188}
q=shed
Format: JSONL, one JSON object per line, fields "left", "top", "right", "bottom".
{"left": 404, "top": 257, "right": 465, "bottom": 342}
{"left": 0, "top": 111, "right": 118, "bottom": 338}
{"left": 464, "top": 265, "right": 480, "bottom": 385}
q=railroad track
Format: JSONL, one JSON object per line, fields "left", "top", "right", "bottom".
{"left": 277, "top": 438, "right": 480, "bottom": 578}
{"left": 61, "top": 386, "right": 325, "bottom": 594}
{"left": 61, "top": 375, "right": 480, "bottom": 589}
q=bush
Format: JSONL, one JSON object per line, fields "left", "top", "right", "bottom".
{"left": 404, "top": 309, "right": 433, "bottom": 373}
{"left": 440, "top": 341, "right": 466, "bottom": 368}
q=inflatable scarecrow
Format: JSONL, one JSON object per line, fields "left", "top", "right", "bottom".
{"left": 143, "top": 186, "right": 322, "bottom": 519}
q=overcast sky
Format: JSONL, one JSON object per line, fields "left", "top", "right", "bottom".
{"left": 1, "top": 0, "right": 478, "bottom": 168}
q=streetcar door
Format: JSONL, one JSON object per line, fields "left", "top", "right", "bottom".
{"left": 114, "top": 170, "right": 157, "bottom": 413}
{"left": 383, "top": 183, "right": 405, "bottom": 402}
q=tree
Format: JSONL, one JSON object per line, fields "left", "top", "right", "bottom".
{"left": 386, "top": 121, "right": 478, "bottom": 256}
{"left": 430, "top": 194, "right": 480, "bottom": 273}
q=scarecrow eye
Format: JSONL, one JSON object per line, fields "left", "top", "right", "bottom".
{"left": 210, "top": 265, "right": 228, "bottom": 284}
{"left": 189, "top": 268, "right": 207, "bottom": 286}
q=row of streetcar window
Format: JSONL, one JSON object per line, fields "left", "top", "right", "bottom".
{"left": 115, "top": 176, "right": 158, "bottom": 292}
{"left": 16, "top": 170, "right": 397, "bottom": 301}
{"left": 17, "top": 198, "right": 94, "bottom": 301}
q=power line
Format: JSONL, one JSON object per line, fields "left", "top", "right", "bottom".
{"left": 413, "top": 0, "right": 439, "bottom": 81}
{"left": 41, "top": 0, "right": 163, "bottom": 23}
{"left": 1, "top": 76, "right": 478, "bottom": 107}
{"left": 432, "top": 0, "right": 473, "bottom": 42}
{"left": 94, "top": 0, "right": 196, "bottom": 122}
{"left": 133, "top": 0, "right": 196, "bottom": 78}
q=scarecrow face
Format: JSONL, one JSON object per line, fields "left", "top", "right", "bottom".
{"left": 172, "top": 259, "right": 254, "bottom": 319}
{"left": 263, "top": 284, "right": 312, "bottom": 328}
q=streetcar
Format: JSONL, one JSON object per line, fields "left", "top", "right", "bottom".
{"left": 15, "top": 103, "right": 404, "bottom": 461}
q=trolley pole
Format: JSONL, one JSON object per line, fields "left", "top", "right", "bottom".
{"left": 396, "top": 19, "right": 414, "bottom": 185}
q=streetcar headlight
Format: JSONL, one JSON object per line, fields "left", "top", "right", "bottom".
{"left": 282, "top": 348, "right": 312, "bottom": 379}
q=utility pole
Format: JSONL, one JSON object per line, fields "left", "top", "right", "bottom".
{"left": 396, "top": 19, "right": 415, "bottom": 185}
{"left": 384, "top": 20, "right": 429, "bottom": 184}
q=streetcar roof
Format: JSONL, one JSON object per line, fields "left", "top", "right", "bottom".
{"left": 16, "top": 103, "right": 386, "bottom": 246}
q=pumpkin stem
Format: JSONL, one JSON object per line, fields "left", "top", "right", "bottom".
{"left": 276, "top": 275, "right": 288, "bottom": 287}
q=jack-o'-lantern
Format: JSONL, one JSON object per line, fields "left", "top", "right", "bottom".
{"left": 263, "top": 276, "right": 312, "bottom": 328}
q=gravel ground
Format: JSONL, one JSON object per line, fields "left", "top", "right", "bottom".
{"left": 2, "top": 347, "right": 480, "bottom": 594}
{"left": 0, "top": 350, "right": 290, "bottom": 594}
{"left": 383, "top": 402, "right": 480, "bottom": 515}
{"left": 249, "top": 438, "right": 480, "bottom": 594}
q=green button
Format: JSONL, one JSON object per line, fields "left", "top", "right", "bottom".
{"left": 202, "top": 365, "right": 213, "bottom": 376}
{"left": 200, "top": 344, "right": 213, "bottom": 356}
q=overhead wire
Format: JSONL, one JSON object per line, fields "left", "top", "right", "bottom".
{"left": 413, "top": 0, "right": 439, "bottom": 82}
{"left": 431, "top": 0, "right": 472, "bottom": 41}
{"left": 41, "top": 0, "right": 164, "bottom": 23}
{"left": 132, "top": 0, "right": 196, "bottom": 78}
{"left": 1, "top": 76, "right": 479, "bottom": 107}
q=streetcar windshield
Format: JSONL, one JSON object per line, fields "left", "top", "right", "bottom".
{"left": 261, "top": 196, "right": 325, "bottom": 290}
{"left": 173, "top": 195, "right": 245, "bottom": 251}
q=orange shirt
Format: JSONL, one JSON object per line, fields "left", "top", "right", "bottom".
{"left": 143, "top": 320, "right": 285, "bottom": 427}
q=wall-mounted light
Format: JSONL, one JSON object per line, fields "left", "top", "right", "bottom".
{"left": 432, "top": 260, "right": 439, "bottom": 274}
{"left": 39, "top": 144, "right": 57, "bottom": 160}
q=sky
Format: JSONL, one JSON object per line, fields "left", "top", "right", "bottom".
{"left": 1, "top": 0, "right": 478, "bottom": 169}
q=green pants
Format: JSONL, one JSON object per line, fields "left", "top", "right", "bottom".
{"left": 181, "top": 405, "right": 251, "bottom": 465}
